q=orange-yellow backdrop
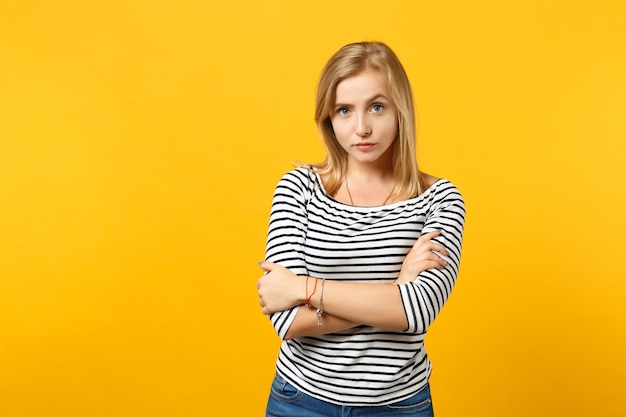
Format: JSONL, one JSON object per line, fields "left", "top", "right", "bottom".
{"left": 1, "top": 1, "right": 625, "bottom": 416}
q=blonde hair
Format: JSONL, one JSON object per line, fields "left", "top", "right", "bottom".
{"left": 306, "top": 41, "right": 425, "bottom": 199}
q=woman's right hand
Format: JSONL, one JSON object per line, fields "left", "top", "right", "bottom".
{"left": 395, "top": 231, "right": 448, "bottom": 284}
{"left": 257, "top": 262, "right": 306, "bottom": 315}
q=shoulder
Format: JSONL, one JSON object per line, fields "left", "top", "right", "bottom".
{"left": 276, "top": 166, "right": 315, "bottom": 189}
{"left": 421, "top": 172, "right": 440, "bottom": 189}
{"left": 420, "top": 174, "right": 464, "bottom": 208}
{"left": 421, "top": 172, "right": 461, "bottom": 195}
{"left": 272, "top": 166, "right": 317, "bottom": 203}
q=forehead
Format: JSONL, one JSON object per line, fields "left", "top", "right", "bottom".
{"left": 334, "top": 69, "right": 390, "bottom": 103}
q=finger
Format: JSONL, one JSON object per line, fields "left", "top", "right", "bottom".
{"left": 430, "top": 242, "right": 448, "bottom": 257}
{"left": 420, "top": 230, "right": 441, "bottom": 241}
{"left": 414, "top": 251, "right": 447, "bottom": 267}
{"left": 258, "top": 261, "right": 273, "bottom": 273}
{"left": 429, "top": 251, "right": 448, "bottom": 266}
{"left": 408, "top": 231, "right": 441, "bottom": 252}
{"left": 408, "top": 241, "right": 446, "bottom": 259}
{"left": 433, "top": 254, "right": 448, "bottom": 269}
{"left": 423, "top": 258, "right": 447, "bottom": 271}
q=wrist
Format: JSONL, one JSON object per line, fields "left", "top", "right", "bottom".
{"left": 304, "top": 276, "right": 318, "bottom": 306}
{"left": 394, "top": 270, "right": 415, "bottom": 285}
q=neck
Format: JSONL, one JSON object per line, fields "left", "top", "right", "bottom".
{"left": 345, "top": 159, "right": 393, "bottom": 181}
{"left": 344, "top": 167, "right": 396, "bottom": 206}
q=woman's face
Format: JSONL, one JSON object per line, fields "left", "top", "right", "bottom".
{"left": 330, "top": 69, "right": 398, "bottom": 167}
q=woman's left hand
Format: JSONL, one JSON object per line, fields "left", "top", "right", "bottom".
{"left": 257, "top": 262, "right": 305, "bottom": 315}
{"left": 395, "top": 231, "right": 448, "bottom": 285}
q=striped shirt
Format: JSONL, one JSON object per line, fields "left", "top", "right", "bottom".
{"left": 264, "top": 167, "right": 465, "bottom": 406}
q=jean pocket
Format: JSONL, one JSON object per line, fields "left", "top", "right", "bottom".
{"left": 270, "top": 374, "right": 303, "bottom": 402}
{"left": 384, "top": 385, "right": 433, "bottom": 414}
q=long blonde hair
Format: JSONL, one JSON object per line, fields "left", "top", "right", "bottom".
{"left": 305, "top": 41, "right": 425, "bottom": 199}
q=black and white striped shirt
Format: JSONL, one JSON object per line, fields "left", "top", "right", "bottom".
{"left": 265, "top": 167, "right": 465, "bottom": 406}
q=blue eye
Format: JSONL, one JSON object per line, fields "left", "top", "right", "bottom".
{"left": 337, "top": 108, "right": 349, "bottom": 115}
{"left": 372, "top": 104, "right": 383, "bottom": 112}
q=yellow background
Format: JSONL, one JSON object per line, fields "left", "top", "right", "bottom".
{"left": 1, "top": 1, "right": 625, "bottom": 416}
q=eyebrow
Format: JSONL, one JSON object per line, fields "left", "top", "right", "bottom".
{"left": 334, "top": 93, "right": 390, "bottom": 108}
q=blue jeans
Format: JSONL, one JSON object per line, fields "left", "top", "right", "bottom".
{"left": 266, "top": 373, "right": 435, "bottom": 417}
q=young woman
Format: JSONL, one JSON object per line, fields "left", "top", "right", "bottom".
{"left": 257, "top": 41, "right": 465, "bottom": 417}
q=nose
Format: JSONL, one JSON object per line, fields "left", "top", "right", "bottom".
{"left": 355, "top": 114, "right": 371, "bottom": 137}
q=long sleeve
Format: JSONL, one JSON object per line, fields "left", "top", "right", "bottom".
{"left": 398, "top": 181, "right": 466, "bottom": 334}
{"left": 264, "top": 168, "right": 313, "bottom": 339}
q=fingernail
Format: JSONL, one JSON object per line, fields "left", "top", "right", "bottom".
{"left": 257, "top": 261, "right": 263, "bottom": 265}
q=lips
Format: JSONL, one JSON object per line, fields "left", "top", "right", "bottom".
{"left": 355, "top": 142, "right": 375, "bottom": 151}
